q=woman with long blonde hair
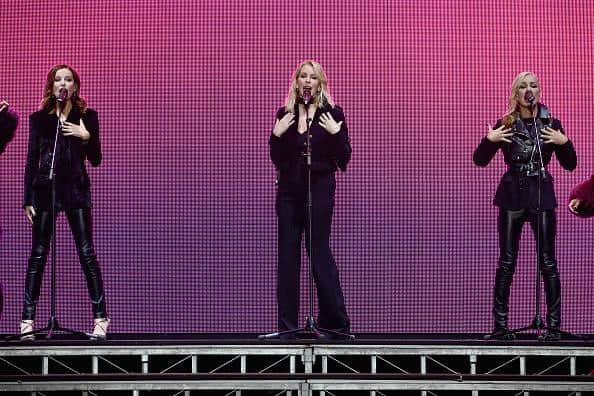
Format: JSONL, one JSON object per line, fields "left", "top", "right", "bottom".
{"left": 269, "top": 60, "right": 351, "bottom": 338}
{"left": 473, "top": 72, "right": 577, "bottom": 341}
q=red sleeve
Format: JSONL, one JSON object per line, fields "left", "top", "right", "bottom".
{"left": 569, "top": 174, "right": 594, "bottom": 218}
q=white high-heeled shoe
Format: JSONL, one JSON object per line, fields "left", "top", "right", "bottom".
{"left": 90, "top": 318, "right": 110, "bottom": 340}
{"left": 20, "top": 320, "right": 35, "bottom": 341}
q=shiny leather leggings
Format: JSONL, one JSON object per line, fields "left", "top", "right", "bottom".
{"left": 22, "top": 208, "right": 107, "bottom": 320}
{"left": 493, "top": 209, "right": 560, "bottom": 330}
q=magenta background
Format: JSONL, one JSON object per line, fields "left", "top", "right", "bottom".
{"left": 0, "top": 1, "right": 592, "bottom": 333}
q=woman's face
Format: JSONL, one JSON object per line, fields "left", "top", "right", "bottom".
{"left": 296, "top": 64, "right": 320, "bottom": 100}
{"left": 516, "top": 74, "right": 540, "bottom": 108}
{"left": 53, "top": 68, "right": 76, "bottom": 100}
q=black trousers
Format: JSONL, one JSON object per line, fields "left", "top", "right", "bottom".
{"left": 22, "top": 208, "right": 107, "bottom": 320}
{"left": 493, "top": 208, "right": 560, "bottom": 330}
{"left": 275, "top": 172, "right": 350, "bottom": 332}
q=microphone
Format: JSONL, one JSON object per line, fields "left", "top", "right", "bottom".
{"left": 524, "top": 90, "right": 535, "bottom": 106}
{"left": 56, "top": 88, "right": 68, "bottom": 104}
{"left": 301, "top": 88, "right": 312, "bottom": 106}
{"left": 524, "top": 90, "right": 546, "bottom": 180}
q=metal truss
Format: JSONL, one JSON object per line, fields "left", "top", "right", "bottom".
{"left": 0, "top": 342, "right": 593, "bottom": 395}
{"left": 313, "top": 344, "right": 594, "bottom": 395}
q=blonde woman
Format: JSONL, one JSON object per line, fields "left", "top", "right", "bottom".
{"left": 269, "top": 60, "right": 351, "bottom": 338}
{"left": 473, "top": 72, "right": 577, "bottom": 341}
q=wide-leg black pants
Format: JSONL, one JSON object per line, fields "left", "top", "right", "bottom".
{"left": 275, "top": 172, "right": 350, "bottom": 332}
{"left": 493, "top": 208, "right": 560, "bottom": 330}
{"left": 22, "top": 208, "right": 107, "bottom": 320}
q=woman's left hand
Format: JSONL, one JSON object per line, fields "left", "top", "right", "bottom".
{"left": 319, "top": 112, "right": 343, "bottom": 135}
{"left": 540, "top": 126, "right": 568, "bottom": 145}
{"left": 62, "top": 119, "right": 90, "bottom": 141}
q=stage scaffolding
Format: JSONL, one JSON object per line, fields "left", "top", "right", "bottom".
{"left": 0, "top": 338, "right": 593, "bottom": 395}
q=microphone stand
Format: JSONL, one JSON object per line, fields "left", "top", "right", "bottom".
{"left": 259, "top": 99, "right": 354, "bottom": 341}
{"left": 11, "top": 101, "right": 89, "bottom": 341}
{"left": 505, "top": 103, "right": 582, "bottom": 341}
{"left": 503, "top": 103, "right": 546, "bottom": 340}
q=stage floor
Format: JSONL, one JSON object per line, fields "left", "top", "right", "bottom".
{"left": 2, "top": 331, "right": 593, "bottom": 344}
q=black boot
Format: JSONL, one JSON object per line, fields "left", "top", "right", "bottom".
{"left": 489, "top": 265, "right": 515, "bottom": 340}
{"left": 540, "top": 276, "right": 561, "bottom": 341}
{"left": 541, "top": 252, "right": 561, "bottom": 341}
{"left": 539, "top": 329, "right": 560, "bottom": 341}
{"left": 22, "top": 255, "right": 46, "bottom": 320}
{"left": 486, "top": 327, "right": 516, "bottom": 341}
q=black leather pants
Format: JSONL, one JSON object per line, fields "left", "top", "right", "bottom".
{"left": 22, "top": 208, "right": 107, "bottom": 320}
{"left": 493, "top": 209, "right": 560, "bottom": 330}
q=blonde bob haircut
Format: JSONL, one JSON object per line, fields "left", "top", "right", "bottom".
{"left": 284, "top": 60, "right": 335, "bottom": 113}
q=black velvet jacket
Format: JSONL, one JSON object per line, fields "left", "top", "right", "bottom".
{"left": 0, "top": 108, "right": 18, "bottom": 154}
{"left": 24, "top": 107, "right": 101, "bottom": 210}
{"left": 269, "top": 104, "right": 351, "bottom": 184}
{"left": 473, "top": 110, "right": 577, "bottom": 211}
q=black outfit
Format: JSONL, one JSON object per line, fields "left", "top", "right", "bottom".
{"left": 22, "top": 106, "right": 107, "bottom": 320}
{"left": 269, "top": 104, "right": 351, "bottom": 333}
{"left": 0, "top": 108, "right": 17, "bottom": 241}
{"left": 0, "top": 108, "right": 18, "bottom": 154}
{"left": 473, "top": 104, "right": 577, "bottom": 333}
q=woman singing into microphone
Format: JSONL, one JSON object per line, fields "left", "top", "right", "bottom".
{"left": 473, "top": 72, "right": 577, "bottom": 341}
{"left": 269, "top": 60, "right": 351, "bottom": 338}
{"left": 21, "top": 64, "right": 109, "bottom": 340}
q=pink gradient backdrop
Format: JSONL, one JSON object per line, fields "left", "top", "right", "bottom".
{"left": 0, "top": 0, "right": 592, "bottom": 333}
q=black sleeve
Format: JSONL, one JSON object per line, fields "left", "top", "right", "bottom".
{"left": 472, "top": 120, "right": 503, "bottom": 167}
{"left": 82, "top": 109, "right": 102, "bottom": 167}
{"left": 0, "top": 109, "right": 18, "bottom": 154}
{"left": 473, "top": 137, "right": 501, "bottom": 167}
{"left": 551, "top": 119, "right": 577, "bottom": 171}
{"left": 23, "top": 114, "right": 40, "bottom": 207}
{"left": 268, "top": 107, "right": 288, "bottom": 169}
{"left": 329, "top": 106, "right": 351, "bottom": 172}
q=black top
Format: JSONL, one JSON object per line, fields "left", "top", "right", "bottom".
{"left": 473, "top": 110, "right": 577, "bottom": 211}
{"left": 269, "top": 104, "right": 351, "bottom": 185}
{"left": 24, "top": 107, "right": 101, "bottom": 210}
{"left": 0, "top": 108, "right": 18, "bottom": 154}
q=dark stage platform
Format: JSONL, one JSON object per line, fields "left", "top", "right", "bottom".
{"left": 1, "top": 333, "right": 594, "bottom": 395}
